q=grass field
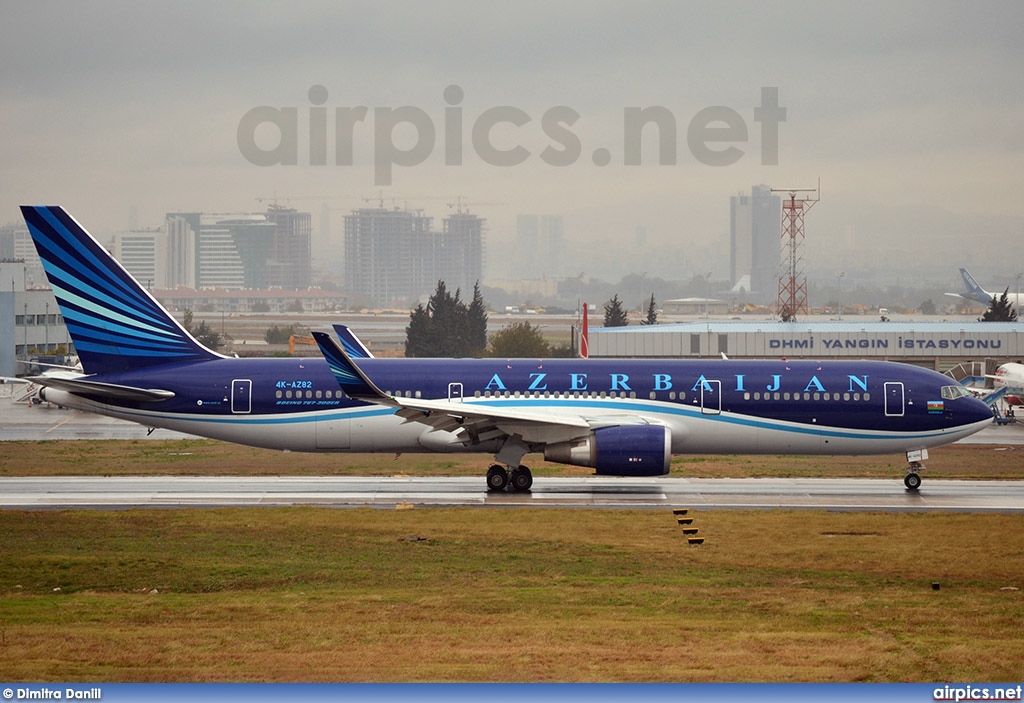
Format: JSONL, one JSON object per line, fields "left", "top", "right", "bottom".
{"left": 1, "top": 440, "right": 1022, "bottom": 682}
{"left": 0, "top": 508, "right": 1022, "bottom": 682}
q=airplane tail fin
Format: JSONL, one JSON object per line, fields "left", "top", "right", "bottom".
{"left": 20, "top": 206, "right": 222, "bottom": 376}
{"left": 959, "top": 268, "right": 993, "bottom": 304}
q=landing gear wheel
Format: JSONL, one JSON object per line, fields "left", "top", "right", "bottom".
{"left": 510, "top": 465, "right": 533, "bottom": 492}
{"left": 486, "top": 464, "right": 509, "bottom": 492}
{"left": 904, "top": 472, "right": 922, "bottom": 491}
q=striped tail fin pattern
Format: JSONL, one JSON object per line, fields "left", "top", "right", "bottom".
{"left": 21, "top": 205, "right": 221, "bottom": 375}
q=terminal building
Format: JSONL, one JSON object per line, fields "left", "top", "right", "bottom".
{"left": 589, "top": 321, "right": 1024, "bottom": 371}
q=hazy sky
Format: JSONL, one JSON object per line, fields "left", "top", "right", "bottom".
{"left": 3, "top": 1, "right": 1023, "bottom": 286}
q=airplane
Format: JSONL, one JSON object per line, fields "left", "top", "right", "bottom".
{"left": 946, "top": 267, "right": 1024, "bottom": 310}
{"left": 990, "top": 362, "right": 1024, "bottom": 407}
{"left": 21, "top": 205, "right": 995, "bottom": 492}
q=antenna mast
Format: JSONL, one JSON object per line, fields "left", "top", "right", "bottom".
{"left": 771, "top": 179, "right": 820, "bottom": 321}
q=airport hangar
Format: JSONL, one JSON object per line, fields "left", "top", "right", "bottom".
{"left": 588, "top": 321, "right": 1024, "bottom": 372}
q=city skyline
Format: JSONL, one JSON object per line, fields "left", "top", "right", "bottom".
{"left": 2, "top": 2, "right": 1022, "bottom": 290}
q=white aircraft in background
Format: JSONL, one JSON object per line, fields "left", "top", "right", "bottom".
{"left": 2, "top": 359, "right": 83, "bottom": 405}
{"left": 991, "top": 362, "right": 1024, "bottom": 407}
{"left": 946, "top": 268, "right": 1024, "bottom": 310}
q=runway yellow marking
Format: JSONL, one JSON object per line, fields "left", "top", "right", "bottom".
{"left": 44, "top": 411, "right": 83, "bottom": 434}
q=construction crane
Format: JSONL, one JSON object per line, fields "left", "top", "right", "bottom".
{"left": 288, "top": 334, "right": 317, "bottom": 356}
{"left": 446, "top": 196, "right": 508, "bottom": 214}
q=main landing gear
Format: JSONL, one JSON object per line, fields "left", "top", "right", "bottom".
{"left": 487, "top": 436, "right": 534, "bottom": 492}
{"left": 486, "top": 464, "right": 533, "bottom": 492}
{"left": 904, "top": 449, "right": 928, "bottom": 491}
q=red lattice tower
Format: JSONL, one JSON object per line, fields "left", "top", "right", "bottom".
{"left": 772, "top": 182, "right": 819, "bottom": 321}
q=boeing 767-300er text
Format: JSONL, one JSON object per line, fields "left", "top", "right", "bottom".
{"left": 21, "top": 206, "right": 994, "bottom": 491}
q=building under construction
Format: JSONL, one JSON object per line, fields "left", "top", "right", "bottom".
{"left": 344, "top": 206, "right": 484, "bottom": 307}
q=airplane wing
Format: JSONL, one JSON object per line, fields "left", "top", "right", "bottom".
{"left": 312, "top": 331, "right": 603, "bottom": 445}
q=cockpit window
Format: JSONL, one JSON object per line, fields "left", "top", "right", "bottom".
{"left": 941, "top": 385, "right": 972, "bottom": 400}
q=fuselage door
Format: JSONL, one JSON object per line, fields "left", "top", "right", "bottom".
{"left": 448, "top": 382, "right": 464, "bottom": 402}
{"left": 231, "top": 379, "right": 252, "bottom": 414}
{"left": 884, "top": 381, "right": 905, "bottom": 417}
{"left": 701, "top": 379, "right": 721, "bottom": 415}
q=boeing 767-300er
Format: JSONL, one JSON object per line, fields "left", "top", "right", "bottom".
{"left": 21, "top": 205, "right": 994, "bottom": 491}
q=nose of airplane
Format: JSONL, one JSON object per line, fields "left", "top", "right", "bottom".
{"left": 963, "top": 395, "right": 996, "bottom": 427}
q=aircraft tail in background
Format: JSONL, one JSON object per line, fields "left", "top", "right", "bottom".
{"left": 20, "top": 205, "right": 223, "bottom": 376}
{"left": 958, "top": 268, "right": 994, "bottom": 305}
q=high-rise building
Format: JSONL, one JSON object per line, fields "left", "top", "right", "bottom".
{"left": 345, "top": 208, "right": 433, "bottom": 307}
{"left": 437, "top": 212, "right": 484, "bottom": 294}
{"left": 0, "top": 222, "right": 44, "bottom": 286}
{"left": 265, "top": 205, "right": 312, "bottom": 289}
{"left": 514, "top": 214, "right": 565, "bottom": 276}
{"left": 110, "top": 228, "right": 166, "bottom": 289}
{"left": 515, "top": 214, "right": 539, "bottom": 275}
{"left": 344, "top": 207, "right": 484, "bottom": 307}
{"left": 730, "top": 185, "right": 780, "bottom": 300}
{"left": 164, "top": 210, "right": 310, "bottom": 290}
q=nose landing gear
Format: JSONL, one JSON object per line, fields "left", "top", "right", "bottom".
{"left": 904, "top": 449, "right": 927, "bottom": 491}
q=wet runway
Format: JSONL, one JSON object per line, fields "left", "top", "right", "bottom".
{"left": 1, "top": 475, "right": 1022, "bottom": 512}
{"left": 3, "top": 397, "right": 1023, "bottom": 513}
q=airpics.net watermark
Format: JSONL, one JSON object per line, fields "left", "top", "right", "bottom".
{"left": 237, "top": 85, "right": 786, "bottom": 185}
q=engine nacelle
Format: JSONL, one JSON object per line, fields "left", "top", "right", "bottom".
{"left": 544, "top": 425, "right": 671, "bottom": 476}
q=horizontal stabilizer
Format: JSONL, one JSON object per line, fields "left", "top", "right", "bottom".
{"left": 28, "top": 375, "right": 175, "bottom": 402}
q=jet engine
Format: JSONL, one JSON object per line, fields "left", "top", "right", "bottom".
{"left": 544, "top": 425, "right": 671, "bottom": 476}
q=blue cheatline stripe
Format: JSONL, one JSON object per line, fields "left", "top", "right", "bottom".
{"left": 465, "top": 396, "right": 962, "bottom": 442}
{"left": 83, "top": 395, "right": 967, "bottom": 445}
{"left": 87, "top": 404, "right": 396, "bottom": 427}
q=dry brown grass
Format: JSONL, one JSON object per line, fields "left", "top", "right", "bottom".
{"left": 0, "top": 508, "right": 1021, "bottom": 682}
